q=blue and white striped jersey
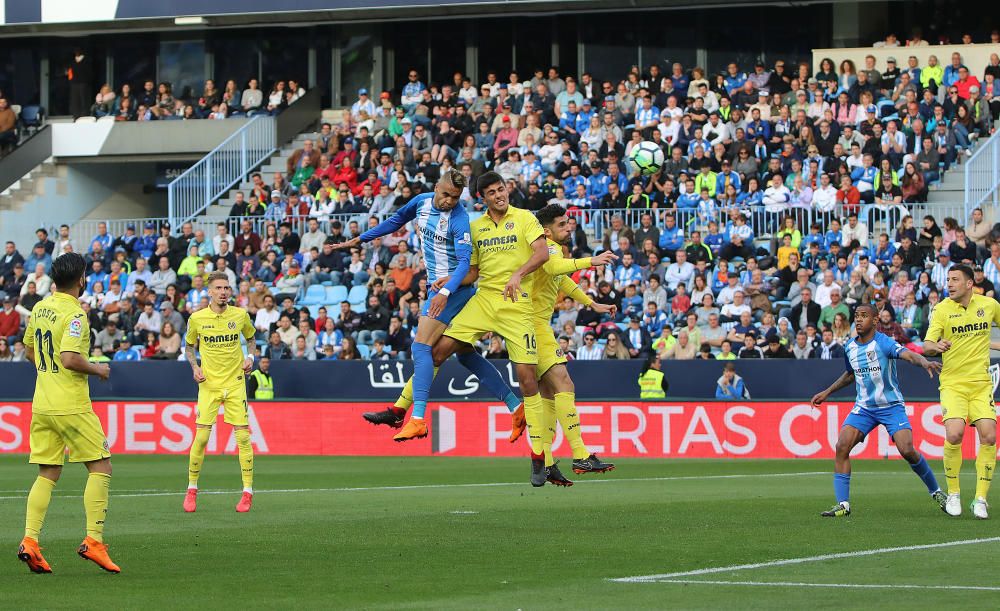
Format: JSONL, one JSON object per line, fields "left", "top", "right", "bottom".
{"left": 843, "top": 332, "right": 907, "bottom": 410}
{"left": 359, "top": 192, "right": 472, "bottom": 294}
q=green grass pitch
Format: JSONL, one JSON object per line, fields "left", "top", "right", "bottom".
{"left": 1, "top": 455, "right": 996, "bottom": 609}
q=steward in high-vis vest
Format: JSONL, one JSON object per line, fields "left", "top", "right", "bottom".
{"left": 248, "top": 356, "right": 274, "bottom": 399}
{"left": 637, "top": 354, "right": 668, "bottom": 398}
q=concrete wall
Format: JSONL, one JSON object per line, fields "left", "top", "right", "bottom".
{"left": 812, "top": 43, "right": 1000, "bottom": 77}
{"left": 51, "top": 118, "right": 251, "bottom": 159}
{"left": 0, "top": 163, "right": 166, "bottom": 246}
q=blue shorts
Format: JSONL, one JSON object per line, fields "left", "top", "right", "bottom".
{"left": 421, "top": 284, "right": 476, "bottom": 324}
{"left": 842, "top": 403, "right": 912, "bottom": 437}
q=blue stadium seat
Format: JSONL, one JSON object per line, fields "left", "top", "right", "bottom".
{"left": 348, "top": 285, "right": 367, "bottom": 310}
{"left": 306, "top": 305, "right": 321, "bottom": 319}
{"left": 301, "top": 285, "right": 326, "bottom": 305}
{"left": 357, "top": 344, "right": 371, "bottom": 359}
{"left": 327, "top": 285, "right": 348, "bottom": 304}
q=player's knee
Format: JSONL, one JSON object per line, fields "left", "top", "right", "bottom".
{"left": 980, "top": 431, "right": 997, "bottom": 446}
{"left": 945, "top": 431, "right": 965, "bottom": 445}
{"left": 897, "top": 444, "right": 918, "bottom": 461}
{"left": 834, "top": 440, "right": 853, "bottom": 457}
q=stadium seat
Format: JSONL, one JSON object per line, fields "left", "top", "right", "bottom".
{"left": 301, "top": 285, "right": 326, "bottom": 305}
{"left": 306, "top": 305, "right": 321, "bottom": 319}
{"left": 19, "top": 105, "right": 43, "bottom": 136}
{"left": 357, "top": 344, "right": 371, "bottom": 359}
{"left": 326, "top": 285, "right": 349, "bottom": 304}
{"left": 348, "top": 285, "right": 367, "bottom": 310}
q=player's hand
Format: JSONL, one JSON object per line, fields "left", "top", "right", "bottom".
{"left": 921, "top": 359, "right": 942, "bottom": 378}
{"left": 936, "top": 340, "right": 952, "bottom": 352}
{"left": 503, "top": 273, "right": 523, "bottom": 302}
{"left": 192, "top": 365, "right": 206, "bottom": 384}
{"left": 243, "top": 357, "right": 254, "bottom": 374}
{"left": 427, "top": 292, "right": 448, "bottom": 319}
{"left": 590, "top": 302, "right": 617, "bottom": 318}
{"left": 431, "top": 276, "right": 449, "bottom": 292}
{"left": 810, "top": 391, "right": 827, "bottom": 407}
{"left": 591, "top": 251, "right": 619, "bottom": 267}
{"left": 94, "top": 363, "right": 111, "bottom": 381}
{"left": 331, "top": 237, "right": 361, "bottom": 251}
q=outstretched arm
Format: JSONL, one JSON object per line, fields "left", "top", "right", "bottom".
{"left": 811, "top": 371, "right": 855, "bottom": 407}
{"left": 899, "top": 349, "right": 941, "bottom": 378}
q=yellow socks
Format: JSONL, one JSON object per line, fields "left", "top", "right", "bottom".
{"left": 976, "top": 443, "right": 996, "bottom": 500}
{"left": 943, "top": 441, "right": 963, "bottom": 495}
{"left": 555, "top": 392, "right": 590, "bottom": 460}
{"left": 523, "top": 393, "right": 545, "bottom": 456}
{"left": 188, "top": 427, "right": 211, "bottom": 487}
{"left": 393, "top": 368, "right": 439, "bottom": 410}
{"left": 84, "top": 472, "right": 111, "bottom": 543}
{"left": 24, "top": 476, "right": 56, "bottom": 540}
{"left": 235, "top": 429, "right": 254, "bottom": 492}
{"left": 541, "top": 398, "right": 557, "bottom": 467}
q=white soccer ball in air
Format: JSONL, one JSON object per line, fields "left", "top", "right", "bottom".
{"left": 629, "top": 141, "right": 665, "bottom": 176}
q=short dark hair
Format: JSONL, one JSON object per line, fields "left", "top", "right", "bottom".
{"left": 51, "top": 252, "right": 86, "bottom": 289}
{"left": 853, "top": 303, "right": 878, "bottom": 318}
{"left": 535, "top": 204, "right": 567, "bottom": 227}
{"left": 475, "top": 171, "right": 504, "bottom": 196}
{"left": 951, "top": 263, "right": 974, "bottom": 280}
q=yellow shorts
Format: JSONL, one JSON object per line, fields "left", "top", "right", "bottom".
{"left": 444, "top": 293, "right": 537, "bottom": 364}
{"left": 29, "top": 412, "right": 111, "bottom": 466}
{"left": 534, "top": 320, "right": 567, "bottom": 378}
{"left": 940, "top": 383, "right": 998, "bottom": 424}
{"left": 196, "top": 384, "right": 249, "bottom": 427}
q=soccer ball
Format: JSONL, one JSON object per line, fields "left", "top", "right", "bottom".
{"left": 629, "top": 141, "right": 665, "bottom": 176}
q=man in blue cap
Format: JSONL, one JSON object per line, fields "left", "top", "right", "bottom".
{"left": 351, "top": 88, "right": 375, "bottom": 123}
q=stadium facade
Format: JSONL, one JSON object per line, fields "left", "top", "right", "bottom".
{"left": 1, "top": 0, "right": 996, "bottom": 113}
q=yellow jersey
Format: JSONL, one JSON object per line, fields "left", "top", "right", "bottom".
{"left": 23, "top": 291, "right": 93, "bottom": 415}
{"left": 185, "top": 305, "right": 256, "bottom": 389}
{"left": 532, "top": 239, "right": 593, "bottom": 321}
{"left": 470, "top": 205, "right": 544, "bottom": 306}
{"left": 926, "top": 293, "right": 1000, "bottom": 387}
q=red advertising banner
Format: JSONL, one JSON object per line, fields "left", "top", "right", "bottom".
{"left": 0, "top": 401, "right": 989, "bottom": 459}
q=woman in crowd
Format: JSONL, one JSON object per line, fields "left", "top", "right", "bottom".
{"left": 603, "top": 332, "right": 630, "bottom": 360}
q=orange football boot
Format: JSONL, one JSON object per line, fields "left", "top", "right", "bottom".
{"left": 17, "top": 537, "right": 52, "bottom": 574}
{"left": 236, "top": 492, "right": 253, "bottom": 513}
{"left": 393, "top": 418, "right": 429, "bottom": 442}
{"left": 183, "top": 488, "right": 198, "bottom": 512}
{"left": 509, "top": 404, "right": 526, "bottom": 443}
{"left": 78, "top": 537, "right": 120, "bottom": 573}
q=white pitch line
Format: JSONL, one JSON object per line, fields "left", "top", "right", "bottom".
{"left": 648, "top": 579, "right": 1000, "bottom": 592}
{"left": 612, "top": 537, "right": 1000, "bottom": 583}
{"left": 0, "top": 470, "right": 829, "bottom": 501}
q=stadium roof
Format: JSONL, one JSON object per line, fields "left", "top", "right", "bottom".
{"left": 0, "top": 0, "right": 866, "bottom": 35}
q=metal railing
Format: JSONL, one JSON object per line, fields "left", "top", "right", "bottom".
{"left": 166, "top": 115, "right": 276, "bottom": 228}
{"left": 64, "top": 201, "right": 974, "bottom": 259}
{"left": 965, "top": 129, "right": 1000, "bottom": 215}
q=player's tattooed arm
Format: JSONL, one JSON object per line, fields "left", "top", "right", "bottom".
{"left": 810, "top": 370, "right": 855, "bottom": 407}
{"left": 186, "top": 340, "right": 206, "bottom": 383}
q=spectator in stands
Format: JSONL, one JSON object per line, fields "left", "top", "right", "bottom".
{"left": 790, "top": 287, "right": 821, "bottom": 332}
{"left": 0, "top": 98, "right": 17, "bottom": 153}
{"left": 715, "top": 362, "right": 749, "bottom": 399}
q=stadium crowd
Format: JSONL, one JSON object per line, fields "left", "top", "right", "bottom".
{"left": 2, "top": 37, "right": 1000, "bottom": 364}
{"left": 88, "top": 78, "right": 307, "bottom": 121}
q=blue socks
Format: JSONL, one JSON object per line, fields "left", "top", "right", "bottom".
{"left": 411, "top": 342, "right": 434, "bottom": 419}
{"left": 908, "top": 455, "right": 941, "bottom": 494}
{"left": 457, "top": 351, "right": 521, "bottom": 412}
{"left": 833, "top": 472, "right": 851, "bottom": 504}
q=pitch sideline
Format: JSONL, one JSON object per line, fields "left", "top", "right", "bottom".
{"left": 612, "top": 536, "right": 1000, "bottom": 583}
{"left": 0, "top": 470, "right": 830, "bottom": 501}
